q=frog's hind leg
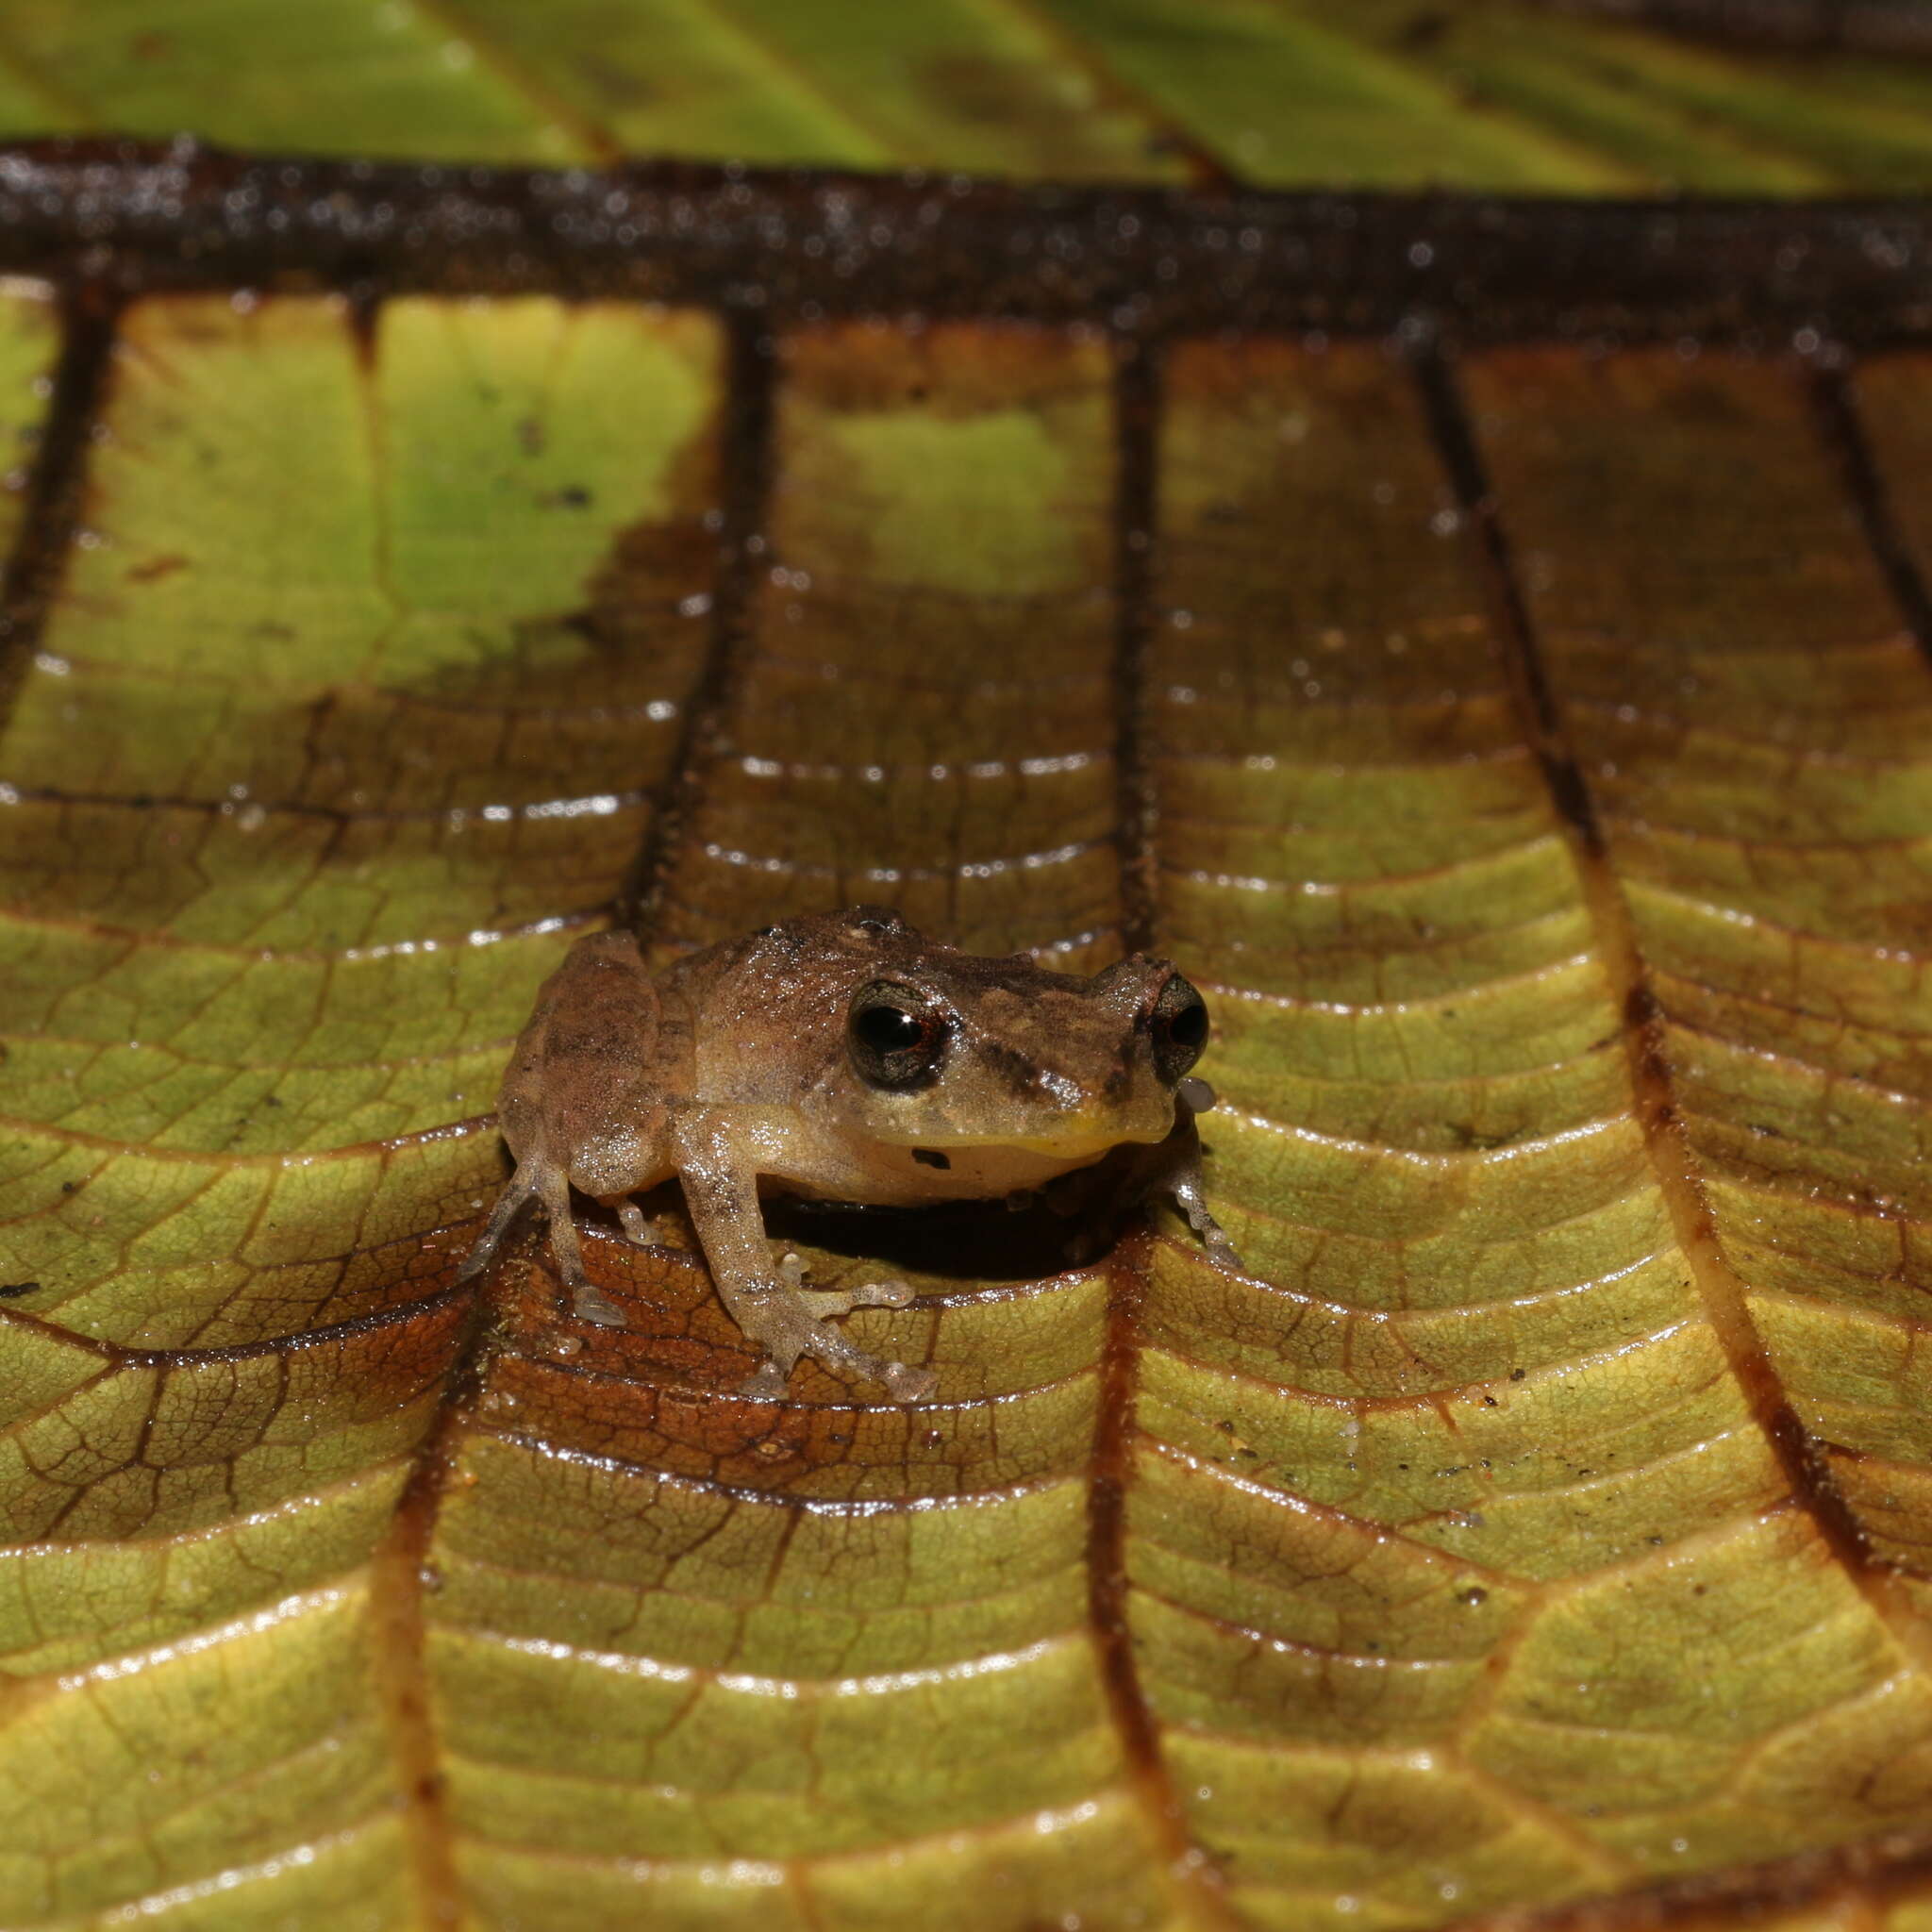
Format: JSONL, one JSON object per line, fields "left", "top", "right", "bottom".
{"left": 457, "top": 1153, "right": 626, "bottom": 1327}
{"left": 531, "top": 1160, "right": 626, "bottom": 1326}
{"left": 457, "top": 1162, "right": 540, "bottom": 1283}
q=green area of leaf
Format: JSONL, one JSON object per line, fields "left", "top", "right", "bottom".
{"left": 1035, "top": 0, "right": 1635, "bottom": 188}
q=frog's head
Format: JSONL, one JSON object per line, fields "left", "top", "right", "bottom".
{"left": 814, "top": 908, "right": 1211, "bottom": 1162}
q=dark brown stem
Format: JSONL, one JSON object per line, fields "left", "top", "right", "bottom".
{"left": 1111, "top": 334, "right": 1162, "bottom": 958}
{"left": 0, "top": 143, "right": 1924, "bottom": 341}
{"left": 0, "top": 286, "right": 116, "bottom": 741}
{"left": 618, "top": 308, "right": 775, "bottom": 930}
{"left": 1809, "top": 359, "right": 1932, "bottom": 671}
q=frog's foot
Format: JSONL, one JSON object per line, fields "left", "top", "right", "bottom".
{"left": 457, "top": 1163, "right": 538, "bottom": 1282}
{"left": 736, "top": 1255, "right": 935, "bottom": 1404}
{"left": 570, "top": 1281, "right": 627, "bottom": 1325}
{"left": 1170, "top": 1170, "right": 1243, "bottom": 1274}
{"left": 458, "top": 1159, "right": 630, "bottom": 1322}
{"left": 521, "top": 1158, "right": 628, "bottom": 1325}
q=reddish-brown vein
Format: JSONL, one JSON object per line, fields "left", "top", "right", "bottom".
{"left": 0, "top": 1108, "right": 495, "bottom": 1165}
{"left": 1412, "top": 344, "right": 1932, "bottom": 1646}
{"left": 1086, "top": 336, "right": 1243, "bottom": 1929}
{"left": 0, "top": 779, "right": 652, "bottom": 823}
{"left": 369, "top": 1407, "right": 470, "bottom": 1930}
{"left": 1460, "top": 1822, "right": 1932, "bottom": 1932}
{"left": 0, "top": 1279, "right": 464, "bottom": 1368}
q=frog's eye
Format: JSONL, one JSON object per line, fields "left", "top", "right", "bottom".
{"left": 847, "top": 982, "right": 951, "bottom": 1089}
{"left": 1150, "top": 974, "right": 1209, "bottom": 1084}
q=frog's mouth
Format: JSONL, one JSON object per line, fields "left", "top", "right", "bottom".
{"left": 888, "top": 1109, "right": 1174, "bottom": 1161}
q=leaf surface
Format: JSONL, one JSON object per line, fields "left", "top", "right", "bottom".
{"left": 5, "top": 178, "right": 1932, "bottom": 1932}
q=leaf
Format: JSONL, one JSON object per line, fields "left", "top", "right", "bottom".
{"left": 2, "top": 0, "right": 1932, "bottom": 190}
{"left": 6, "top": 157, "right": 1932, "bottom": 1932}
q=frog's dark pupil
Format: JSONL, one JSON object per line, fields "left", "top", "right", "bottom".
{"left": 1149, "top": 975, "right": 1209, "bottom": 1083}
{"left": 1166, "top": 999, "right": 1208, "bottom": 1049}
{"left": 857, "top": 1006, "right": 923, "bottom": 1052}
{"left": 848, "top": 984, "right": 950, "bottom": 1089}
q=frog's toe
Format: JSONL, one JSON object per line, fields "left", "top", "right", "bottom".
{"left": 881, "top": 1360, "right": 938, "bottom": 1403}
{"left": 740, "top": 1360, "right": 792, "bottom": 1401}
{"left": 1186, "top": 1202, "right": 1243, "bottom": 1273}
{"left": 817, "top": 1335, "right": 935, "bottom": 1404}
{"left": 793, "top": 1277, "right": 915, "bottom": 1316}
{"left": 806, "top": 1335, "right": 935, "bottom": 1404}
{"left": 1205, "top": 1229, "right": 1245, "bottom": 1273}
{"left": 775, "top": 1255, "right": 916, "bottom": 1317}
{"left": 571, "top": 1282, "right": 627, "bottom": 1325}
{"left": 741, "top": 1341, "right": 933, "bottom": 1405}
{"left": 617, "top": 1199, "right": 650, "bottom": 1243}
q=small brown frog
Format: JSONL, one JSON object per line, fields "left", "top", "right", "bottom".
{"left": 459, "top": 907, "right": 1240, "bottom": 1401}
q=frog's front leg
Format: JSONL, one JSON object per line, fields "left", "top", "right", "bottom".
{"left": 671, "top": 1109, "right": 936, "bottom": 1403}
{"left": 1152, "top": 1086, "right": 1243, "bottom": 1271}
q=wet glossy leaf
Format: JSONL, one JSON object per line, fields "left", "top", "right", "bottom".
{"left": 6, "top": 204, "right": 1932, "bottom": 1932}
